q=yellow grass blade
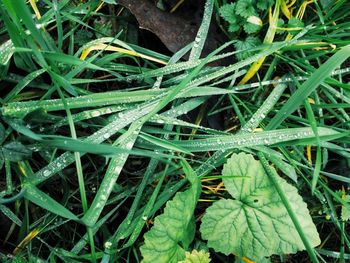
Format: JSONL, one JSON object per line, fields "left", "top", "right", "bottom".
{"left": 80, "top": 43, "right": 167, "bottom": 65}
{"left": 238, "top": 0, "right": 281, "bottom": 85}
{"left": 13, "top": 228, "right": 41, "bottom": 255}
{"left": 28, "top": 0, "right": 41, "bottom": 19}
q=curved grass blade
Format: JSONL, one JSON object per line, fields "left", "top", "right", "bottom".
{"left": 23, "top": 184, "right": 79, "bottom": 221}
{"left": 188, "top": 0, "right": 214, "bottom": 60}
{"left": 29, "top": 100, "right": 158, "bottom": 185}
{"left": 82, "top": 129, "right": 139, "bottom": 226}
{"left": 267, "top": 44, "right": 350, "bottom": 130}
{"left": 240, "top": 84, "right": 286, "bottom": 133}
{"left": 0, "top": 39, "right": 15, "bottom": 66}
{"left": 4, "top": 69, "right": 46, "bottom": 103}
{"left": 0, "top": 204, "right": 22, "bottom": 226}
{"left": 172, "top": 127, "right": 340, "bottom": 152}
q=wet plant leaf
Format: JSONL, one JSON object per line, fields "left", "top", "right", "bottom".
{"left": 2, "top": 141, "right": 32, "bottom": 162}
{"left": 178, "top": 250, "right": 211, "bottom": 263}
{"left": 200, "top": 153, "right": 320, "bottom": 261}
{"left": 140, "top": 161, "right": 201, "bottom": 263}
{"left": 24, "top": 185, "right": 79, "bottom": 221}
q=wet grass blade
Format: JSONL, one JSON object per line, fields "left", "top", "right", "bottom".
{"left": 267, "top": 44, "right": 350, "bottom": 130}
{"left": 23, "top": 185, "right": 79, "bottom": 221}
{"left": 172, "top": 127, "right": 340, "bottom": 152}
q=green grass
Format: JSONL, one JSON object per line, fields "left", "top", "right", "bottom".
{"left": 0, "top": 0, "right": 350, "bottom": 262}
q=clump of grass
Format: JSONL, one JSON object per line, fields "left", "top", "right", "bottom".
{"left": 0, "top": 0, "right": 350, "bottom": 262}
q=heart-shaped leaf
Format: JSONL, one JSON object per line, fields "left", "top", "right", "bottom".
{"left": 140, "top": 161, "right": 201, "bottom": 263}
{"left": 200, "top": 153, "right": 320, "bottom": 261}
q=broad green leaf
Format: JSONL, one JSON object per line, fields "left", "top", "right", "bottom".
{"left": 342, "top": 195, "right": 350, "bottom": 221}
{"left": 24, "top": 185, "right": 79, "bottom": 221}
{"left": 219, "top": 3, "right": 237, "bottom": 24}
{"left": 335, "top": 190, "right": 350, "bottom": 221}
{"left": 200, "top": 153, "right": 320, "bottom": 261}
{"left": 178, "top": 250, "right": 211, "bottom": 263}
{"left": 236, "top": 0, "right": 257, "bottom": 18}
{"left": 140, "top": 161, "right": 201, "bottom": 263}
{"left": 2, "top": 141, "right": 32, "bottom": 162}
{"left": 234, "top": 36, "right": 261, "bottom": 61}
{"left": 257, "top": 0, "right": 273, "bottom": 10}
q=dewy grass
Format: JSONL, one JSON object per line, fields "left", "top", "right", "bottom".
{"left": 1, "top": 0, "right": 350, "bottom": 262}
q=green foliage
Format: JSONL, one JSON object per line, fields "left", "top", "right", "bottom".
{"left": 178, "top": 250, "right": 211, "bottom": 263}
{"left": 93, "top": 17, "right": 113, "bottom": 38}
{"left": 342, "top": 196, "right": 350, "bottom": 221}
{"left": 0, "top": 40, "right": 14, "bottom": 66}
{"left": 23, "top": 185, "right": 79, "bottom": 221}
{"left": 235, "top": 0, "right": 257, "bottom": 18}
{"left": 140, "top": 162, "right": 201, "bottom": 263}
{"left": 200, "top": 153, "right": 320, "bottom": 261}
{"left": 75, "top": 30, "right": 94, "bottom": 45}
{"left": 0, "top": 0, "right": 350, "bottom": 261}
{"left": 243, "top": 16, "right": 262, "bottom": 33}
{"left": 218, "top": 0, "right": 272, "bottom": 34}
{"left": 335, "top": 190, "right": 350, "bottom": 221}
{"left": 277, "top": 17, "right": 305, "bottom": 35}
{"left": 218, "top": 0, "right": 272, "bottom": 60}
{"left": 1, "top": 141, "right": 32, "bottom": 162}
{"left": 0, "top": 123, "right": 5, "bottom": 143}
{"left": 218, "top": 3, "right": 237, "bottom": 25}
{"left": 234, "top": 36, "right": 261, "bottom": 60}
{"left": 257, "top": 0, "right": 274, "bottom": 11}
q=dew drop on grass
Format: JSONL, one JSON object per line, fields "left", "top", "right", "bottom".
{"left": 90, "top": 110, "right": 100, "bottom": 117}
{"left": 43, "top": 170, "right": 51, "bottom": 177}
{"left": 126, "top": 141, "right": 134, "bottom": 149}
